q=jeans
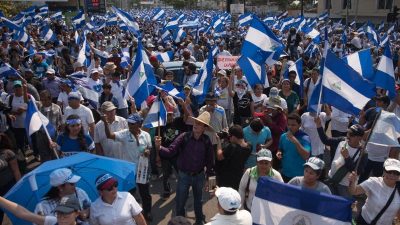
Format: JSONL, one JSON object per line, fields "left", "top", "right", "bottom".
{"left": 176, "top": 171, "right": 205, "bottom": 224}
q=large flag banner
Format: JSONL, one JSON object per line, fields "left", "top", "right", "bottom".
{"left": 143, "top": 97, "right": 167, "bottom": 128}
{"left": 342, "top": 48, "right": 374, "bottom": 80}
{"left": 369, "top": 109, "right": 400, "bottom": 147}
{"left": 252, "top": 177, "right": 353, "bottom": 225}
{"left": 25, "top": 97, "right": 56, "bottom": 139}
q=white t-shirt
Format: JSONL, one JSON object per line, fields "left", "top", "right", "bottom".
{"left": 7, "top": 95, "right": 27, "bottom": 128}
{"left": 251, "top": 93, "right": 268, "bottom": 107}
{"left": 94, "top": 116, "right": 128, "bottom": 159}
{"left": 328, "top": 141, "right": 360, "bottom": 186}
{"left": 64, "top": 105, "right": 95, "bottom": 134}
{"left": 360, "top": 177, "right": 400, "bottom": 225}
{"left": 304, "top": 77, "right": 317, "bottom": 103}
{"left": 301, "top": 112, "right": 329, "bottom": 156}
{"left": 216, "top": 87, "right": 233, "bottom": 110}
{"left": 86, "top": 78, "right": 103, "bottom": 94}
{"left": 114, "top": 129, "right": 152, "bottom": 164}
{"left": 90, "top": 192, "right": 142, "bottom": 225}
{"left": 205, "top": 210, "right": 253, "bottom": 225}
{"left": 110, "top": 80, "right": 128, "bottom": 109}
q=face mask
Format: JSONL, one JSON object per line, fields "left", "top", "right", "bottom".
{"left": 235, "top": 88, "right": 245, "bottom": 95}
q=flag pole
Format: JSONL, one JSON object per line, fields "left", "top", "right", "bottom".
{"left": 355, "top": 108, "right": 382, "bottom": 172}
{"left": 30, "top": 96, "right": 60, "bottom": 159}
{"left": 157, "top": 92, "right": 161, "bottom": 138}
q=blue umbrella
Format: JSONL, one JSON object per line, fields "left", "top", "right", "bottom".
{"left": 4, "top": 152, "right": 136, "bottom": 225}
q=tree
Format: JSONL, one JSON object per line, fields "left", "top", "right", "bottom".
{"left": 0, "top": 1, "right": 32, "bottom": 17}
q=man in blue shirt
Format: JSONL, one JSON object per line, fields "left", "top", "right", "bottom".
{"left": 277, "top": 113, "right": 311, "bottom": 182}
{"left": 243, "top": 118, "right": 272, "bottom": 168}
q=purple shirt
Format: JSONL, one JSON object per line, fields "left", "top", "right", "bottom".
{"left": 160, "top": 132, "right": 214, "bottom": 176}
{"left": 42, "top": 77, "right": 61, "bottom": 98}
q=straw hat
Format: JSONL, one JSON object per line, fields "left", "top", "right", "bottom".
{"left": 104, "top": 62, "right": 117, "bottom": 70}
{"left": 190, "top": 111, "right": 213, "bottom": 130}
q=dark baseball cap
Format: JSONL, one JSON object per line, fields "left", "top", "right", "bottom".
{"left": 348, "top": 124, "right": 365, "bottom": 136}
{"left": 54, "top": 194, "right": 80, "bottom": 213}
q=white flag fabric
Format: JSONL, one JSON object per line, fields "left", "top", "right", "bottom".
{"left": 369, "top": 110, "right": 400, "bottom": 147}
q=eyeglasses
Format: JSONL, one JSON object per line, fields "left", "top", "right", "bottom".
{"left": 385, "top": 170, "right": 400, "bottom": 176}
{"left": 62, "top": 183, "right": 76, "bottom": 187}
{"left": 102, "top": 182, "right": 118, "bottom": 192}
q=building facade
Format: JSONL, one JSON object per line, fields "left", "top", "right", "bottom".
{"left": 318, "top": 0, "right": 400, "bottom": 23}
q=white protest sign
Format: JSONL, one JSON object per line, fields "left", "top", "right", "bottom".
{"left": 217, "top": 55, "right": 240, "bottom": 69}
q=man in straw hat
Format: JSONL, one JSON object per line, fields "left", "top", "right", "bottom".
{"left": 155, "top": 112, "right": 214, "bottom": 225}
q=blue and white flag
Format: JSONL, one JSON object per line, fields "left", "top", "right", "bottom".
{"left": 125, "top": 39, "right": 157, "bottom": 108}
{"left": 165, "top": 14, "right": 185, "bottom": 30}
{"left": 318, "top": 11, "right": 329, "bottom": 21}
{"left": 0, "top": 17, "right": 22, "bottom": 30}
{"left": 380, "top": 33, "right": 389, "bottom": 47}
{"left": 284, "top": 59, "right": 304, "bottom": 97}
{"left": 112, "top": 6, "right": 139, "bottom": 36}
{"left": 50, "top": 11, "right": 62, "bottom": 20}
{"left": 120, "top": 56, "right": 130, "bottom": 69}
{"left": 342, "top": 48, "right": 374, "bottom": 80}
{"left": 154, "top": 82, "right": 185, "bottom": 100}
{"left": 38, "top": 5, "right": 48, "bottom": 16}
{"left": 143, "top": 97, "right": 167, "bottom": 128}
{"left": 378, "top": 21, "right": 385, "bottom": 32}
{"left": 365, "top": 22, "right": 379, "bottom": 46}
{"left": 374, "top": 44, "right": 396, "bottom": 99}
{"left": 277, "top": 11, "right": 288, "bottom": 20}
{"left": 252, "top": 177, "right": 353, "bottom": 225}
{"left": 241, "top": 16, "right": 282, "bottom": 64}
{"left": 309, "top": 50, "right": 376, "bottom": 115}
{"left": 238, "top": 13, "right": 253, "bottom": 27}
{"left": 25, "top": 98, "right": 56, "bottom": 138}
{"left": 387, "top": 25, "right": 395, "bottom": 34}
{"left": 152, "top": 8, "right": 165, "bottom": 21}
{"left": 173, "top": 28, "right": 186, "bottom": 43}
{"left": 192, "top": 47, "right": 214, "bottom": 104}
{"left": 156, "top": 51, "right": 174, "bottom": 62}
{"left": 0, "top": 62, "right": 20, "bottom": 78}
{"left": 15, "top": 29, "right": 29, "bottom": 43}
{"left": 106, "top": 14, "right": 118, "bottom": 26}
{"left": 72, "top": 10, "right": 85, "bottom": 30}
{"left": 369, "top": 110, "right": 400, "bottom": 147}
{"left": 304, "top": 27, "right": 321, "bottom": 44}
{"left": 40, "top": 26, "right": 56, "bottom": 42}
{"left": 161, "top": 28, "right": 172, "bottom": 43}
{"left": 76, "top": 35, "right": 91, "bottom": 67}
{"left": 74, "top": 31, "right": 81, "bottom": 45}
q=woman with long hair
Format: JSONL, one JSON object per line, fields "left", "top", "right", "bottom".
{"left": 55, "top": 114, "right": 94, "bottom": 157}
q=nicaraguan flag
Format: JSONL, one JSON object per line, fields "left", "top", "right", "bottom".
{"left": 192, "top": 47, "right": 214, "bottom": 104}
{"left": 40, "top": 26, "right": 56, "bottom": 42}
{"left": 38, "top": 5, "right": 48, "bottom": 16}
{"left": 378, "top": 21, "right": 385, "bottom": 32}
{"left": 76, "top": 35, "right": 91, "bottom": 67}
{"left": 24, "top": 98, "right": 56, "bottom": 139}
{"left": 238, "top": 13, "right": 253, "bottom": 27}
{"left": 304, "top": 27, "right": 321, "bottom": 44}
{"left": 106, "top": 14, "right": 118, "bottom": 26}
{"left": 72, "top": 10, "right": 85, "bottom": 30}
{"left": 15, "top": 29, "right": 29, "bottom": 43}
{"left": 241, "top": 16, "right": 282, "bottom": 64}
{"left": 0, "top": 16, "right": 22, "bottom": 30}
{"left": 365, "top": 22, "right": 379, "bottom": 46}
{"left": 252, "top": 177, "right": 353, "bottom": 225}
{"left": 112, "top": 6, "right": 139, "bottom": 35}
{"left": 143, "top": 97, "right": 167, "bottom": 128}
{"left": 152, "top": 8, "right": 165, "bottom": 21}
{"left": 165, "top": 14, "right": 185, "bottom": 30}
{"left": 369, "top": 109, "right": 400, "bottom": 147}
{"left": 153, "top": 82, "right": 185, "bottom": 100}
{"left": 173, "top": 28, "right": 186, "bottom": 43}
{"left": 161, "top": 28, "right": 172, "bottom": 43}
{"left": 263, "top": 16, "right": 274, "bottom": 24}
{"left": 50, "top": 11, "right": 62, "bottom": 20}
{"left": 156, "top": 51, "right": 174, "bottom": 62}
{"left": 342, "top": 48, "right": 374, "bottom": 80}
{"left": 283, "top": 59, "right": 304, "bottom": 97}
{"left": 318, "top": 11, "right": 329, "bottom": 21}
{"left": 277, "top": 11, "right": 288, "bottom": 20}
{"left": 0, "top": 63, "right": 20, "bottom": 78}
{"left": 379, "top": 34, "right": 389, "bottom": 47}
{"left": 309, "top": 50, "right": 375, "bottom": 115}
{"left": 387, "top": 25, "right": 395, "bottom": 34}
{"left": 374, "top": 44, "right": 396, "bottom": 99}
{"left": 125, "top": 39, "right": 157, "bottom": 108}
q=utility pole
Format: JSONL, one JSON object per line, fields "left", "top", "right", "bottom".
{"left": 345, "top": 0, "right": 350, "bottom": 26}
{"left": 301, "top": 0, "right": 304, "bottom": 17}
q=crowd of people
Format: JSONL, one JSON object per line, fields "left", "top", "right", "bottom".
{"left": 0, "top": 5, "right": 399, "bottom": 225}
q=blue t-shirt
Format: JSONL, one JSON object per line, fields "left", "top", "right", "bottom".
{"left": 32, "top": 62, "right": 49, "bottom": 79}
{"left": 243, "top": 125, "right": 272, "bottom": 168}
{"left": 56, "top": 133, "right": 95, "bottom": 153}
{"left": 279, "top": 130, "right": 311, "bottom": 178}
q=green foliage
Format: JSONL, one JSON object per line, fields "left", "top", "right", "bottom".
{"left": 0, "top": 1, "right": 32, "bottom": 17}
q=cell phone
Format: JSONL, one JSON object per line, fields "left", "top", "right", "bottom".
{"left": 208, "top": 176, "right": 216, "bottom": 192}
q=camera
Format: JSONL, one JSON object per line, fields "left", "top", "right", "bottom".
{"left": 217, "top": 131, "right": 229, "bottom": 139}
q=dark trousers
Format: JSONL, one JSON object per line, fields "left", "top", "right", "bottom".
{"left": 12, "top": 128, "right": 27, "bottom": 155}
{"left": 131, "top": 183, "right": 152, "bottom": 214}
{"left": 359, "top": 159, "right": 384, "bottom": 183}
{"left": 161, "top": 157, "right": 178, "bottom": 192}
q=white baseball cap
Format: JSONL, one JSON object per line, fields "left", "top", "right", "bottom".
{"left": 384, "top": 158, "right": 400, "bottom": 173}
{"left": 215, "top": 187, "right": 241, "bottom": 212}
{"left": 304, "top": 157, "right": 325, "bottom": 171}
{"left": 50, "top": 168, "right": 81, "bottom": 187}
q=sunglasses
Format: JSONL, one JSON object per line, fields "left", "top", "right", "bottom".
{"left": 62, "top": 183, "right": 75, "bottom": 187}
{"left": 102, "top": 182, "right": 118, "bottom": 192}
{"left": 385, "top": 170, "right": 400, "bottom": 176}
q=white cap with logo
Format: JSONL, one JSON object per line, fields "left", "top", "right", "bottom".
{"left": 215, "top": 187, "right": 241, "bottom": 212}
